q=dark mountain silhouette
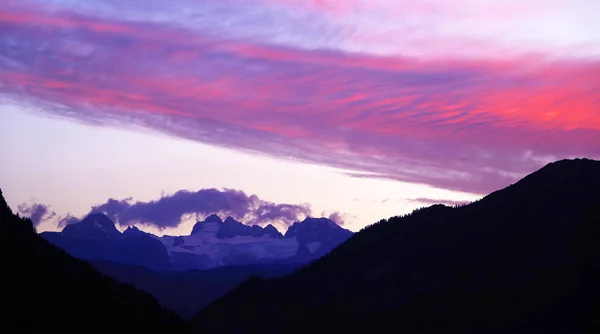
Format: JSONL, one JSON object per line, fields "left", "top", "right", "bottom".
{"left": 89, "top": 260, "right": 302, "bottom": 319}
{"left": 190, "top": 158, "right": 600, "bottom": 333}
{"left": 0, "top": 189, "right": 184, "bottom": 332}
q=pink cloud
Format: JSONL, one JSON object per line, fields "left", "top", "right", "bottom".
{"left": 1, "top": 5, "right": 599, "bottom": 195}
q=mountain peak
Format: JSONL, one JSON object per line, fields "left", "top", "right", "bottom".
{"left": 477, "top": 158, "right": 600, "bottom": 210}
{"left": 62, "top": 213, "right": 121, "bottom": 239}
{"left": 191, "top": 214, "right": 224, "bottom": 235}
{"left": 216, "top": 216, "right": 284, "bottom": 239}
{"left": 301, "top": 217, "right": 339, "bottom": 228}
{"left": 216, "top": 216, "right": 247, "bottom": 238}
{"left": 285, "top": 217, "right": 347, "bottom": 235}
{"left": 205, "top": 214, "right": 223, "bottom": 224}
{"left": 529, "top": 158, "right": 599, "bottom": 179}
{"left": 264, "top": 224, "right": 284, "bottom": 238}
{"left": 122, "top": 225, "right": 148, "bottom": 238}
{"left": 284, "top": 217, "right": 353, "bottom": 249}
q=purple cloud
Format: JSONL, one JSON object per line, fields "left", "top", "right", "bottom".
{"left": 327, "top": 212, "right": 346, "bottom": 226}
{"left": 57, "top": 214, "right": 81, "bottom": 228}
{"left": 84, "top": 188, "right": 312, "bottom": 230}
{"left": 17, "top": 203, "right": 56, "bottom": 227}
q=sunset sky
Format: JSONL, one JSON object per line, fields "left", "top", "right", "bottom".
{"left": 1, "top": 0, "right": 599, "bottom": 235}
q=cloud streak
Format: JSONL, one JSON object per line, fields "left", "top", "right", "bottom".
{"left": 408, "top": 198, "right": 472, "bottom": 207}
{"left": 1, "top": 0, "right": 599, "bottom": 195}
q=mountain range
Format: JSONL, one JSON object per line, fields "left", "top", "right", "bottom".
{"left": 190, "top": 158, "right": 600, "bottom": 333}
{"left": 41, "top": 213, "right": 353, "bottom": 271}
{"left": 3, "top": 158, "right": 600, "bottom": 332}
{"left": 35, "top": 204, "right": 352, "bottom": 320}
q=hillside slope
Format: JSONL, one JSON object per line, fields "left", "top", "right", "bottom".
{"left": 0, "top": 189, "right": 184, "bottom": 332}
{"left": 191, "top": 158, "right": 600, "bottom": 333}
{"left": 90, "top": 260, "right": 301, "bottom": 319}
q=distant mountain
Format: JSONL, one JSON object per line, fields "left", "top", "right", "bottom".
{"left": 89, "top": 259, "right": 302, "bottom": 319}
{"left": 41, "top": 214, "right": 172, "bottom": 271}
{"left": 285, "top": 217, "right": 354, "bottom": 257}
{"left": 190, "top": 158, "right": 600, "bottom": 333}
{"left": 190, "top": 214, "right": 283, "bottom": 239}
{"left": 122, "top": 225, "right": 151, "bottom": 238}
{"left": 165, "top": 215, "right": 352, "bottom": 270}
{"left": 62, "top": 212, "right": 121, "bottom": 239}
{"left": 216, "top": 216, "right": 283, "bottom": 239}
{"left": 0, "top": 189, "right": 184, "bottom": 332}
{"left": 43, "top": 212, "right": 353, "bottom": 271}
{"left": 190, "top": 213, "right": 222, "bottom": 235}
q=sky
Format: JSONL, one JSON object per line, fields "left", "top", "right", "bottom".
{"left": 1, "top": 0, "right": 598, "bottom": 235}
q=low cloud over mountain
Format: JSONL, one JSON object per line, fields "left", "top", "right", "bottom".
{"left": 25, "top": 188, "right": 317, "bottom": 230}
{"left": 325, "top": 211, "right": 347, "bottom": 226}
